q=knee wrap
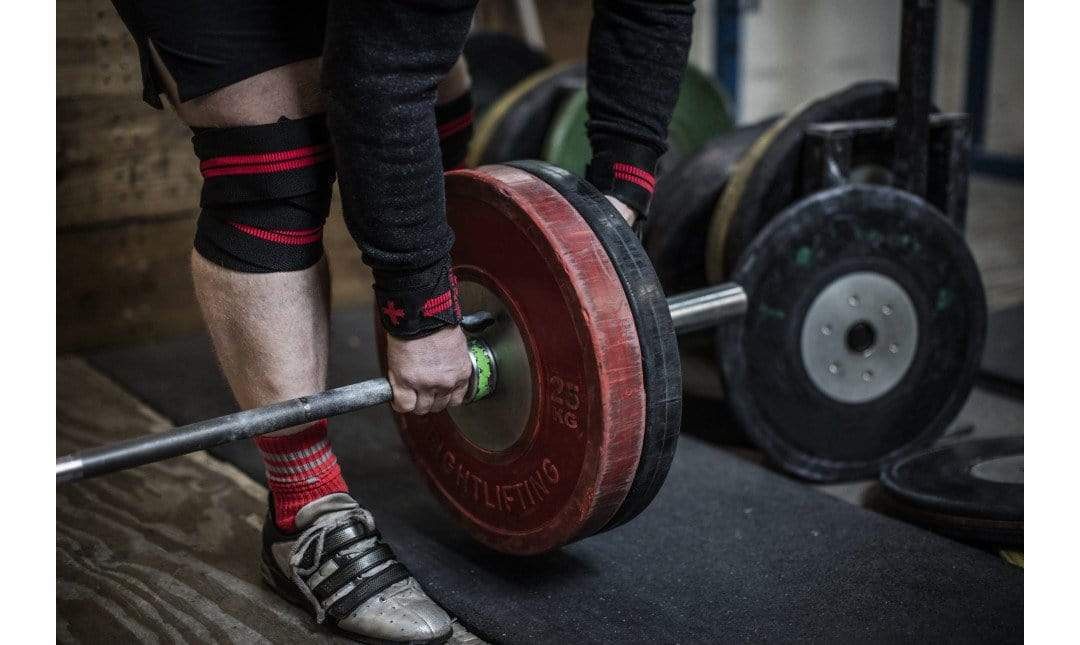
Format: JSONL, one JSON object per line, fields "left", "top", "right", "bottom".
{"left": 192, "top": 115, "right": 336, "bottom": 273}
{"left": 436, "top": 92, "right": 473, "bottom": 170}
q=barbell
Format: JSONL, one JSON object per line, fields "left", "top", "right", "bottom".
{"left": 54, "top": 280, "right": 742, "bottom": 486}
{"left": 57, "top": 160, "right": 985, "bottom": 555}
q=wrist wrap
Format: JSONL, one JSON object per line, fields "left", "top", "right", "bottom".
{"left": 585, "top": 139, "right": 659, "bottom": 219}
{"left": 375, "top": 264, "right": 463, "bottom": 338}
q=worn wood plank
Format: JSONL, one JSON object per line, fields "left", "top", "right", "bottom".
{"left": 57, "top": 0, "right": 143, "bottom": 98}
{"left": 58, "top": 97, "right": 201, "bottom": 227}
{"left": 474, "top": 0, "right": 590, "bottom": 62}
{"left": 57, "top": 209, "right": 373, "bottom": 351}
{"left": 57, "top": 357, "right": 485, "bottom": 644}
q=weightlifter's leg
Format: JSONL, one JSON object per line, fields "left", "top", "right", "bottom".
{"left": 151, "top": 47, "right": 469, "bottom": 640}
{"left": 150, "top": 51, "right": 347, "bottom": 531}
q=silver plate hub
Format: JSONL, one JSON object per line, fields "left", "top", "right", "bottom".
{"left": 448, "top": 280, "right": 533, "bottom": 453}
{"left": 800, "top": 271, "right": 918, "bottom": 404}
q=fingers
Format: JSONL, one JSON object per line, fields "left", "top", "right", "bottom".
{"left": 605, "top": 194, "right": 637, "bottom": 227}
{"left": 428, "top": 390, "right": 452, "bottom": 414}
{"left": 449, "top": 383, "right": 469, "bottom": 408}
{"left": 391, "top": 384, "right": 417, "bottom": 414}
{"left": 411, "top": 388, "right": 433, "bottom": 416}
{"left": 385, "top": 324, "right": 475, "bottom": 415}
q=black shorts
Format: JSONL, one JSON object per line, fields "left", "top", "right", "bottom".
{"left": 111, "top": 0, "right": 328, "bottom": 109}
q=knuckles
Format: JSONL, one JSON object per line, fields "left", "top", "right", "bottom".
{"left": 395, "top": 365, "right": 471, "bottom": 391}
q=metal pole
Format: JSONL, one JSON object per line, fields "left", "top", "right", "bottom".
{"left": 56, "top": 283, "right": 750, "bottom": 484}
{"left": 894, "top": 0, "right": 937, "bottom": 197}
{"left": 57, "top": 379, "right": 393, "bottom": 484}
{"left": 667, "top": 283, "right": 748, "bottom": 334}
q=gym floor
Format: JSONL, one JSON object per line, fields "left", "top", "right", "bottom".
{"left": 56, "top": 175, "right": 1022, "bottom": 642}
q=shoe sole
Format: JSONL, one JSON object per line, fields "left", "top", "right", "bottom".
{"left": 259, "top": 551, "right": 452, "bottom": 645}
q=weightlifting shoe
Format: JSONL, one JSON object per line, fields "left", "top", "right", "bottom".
{"left": 260, "top": 493, "right": 453, "bottom": 644}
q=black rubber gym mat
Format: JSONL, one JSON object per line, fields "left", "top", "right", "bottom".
{"left": 88, "top": 307, "right": 1022, "bottom": 644}
{"left": 980, "top": 304, "right": 1023, "bottom": 394}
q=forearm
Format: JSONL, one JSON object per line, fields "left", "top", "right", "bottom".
{"left": 585, "top": 0, "right": 694, "bottom": 215}
{"left": 322, "top": 0, "right": 476, "bottom": 336}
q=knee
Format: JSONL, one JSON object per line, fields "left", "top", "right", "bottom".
{"left": 192, "top": 115, "right": 335, "bottom": 273}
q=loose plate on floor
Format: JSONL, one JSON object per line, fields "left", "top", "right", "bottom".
{"left": 879, "top": 436, "right": 1023, "bottom": 546}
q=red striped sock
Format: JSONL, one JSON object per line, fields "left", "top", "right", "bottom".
{"left": 253, "top": 420, "right": 349, "bottom": 532}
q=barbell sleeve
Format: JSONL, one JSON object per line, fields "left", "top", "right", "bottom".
{"left": 667, "top": 283, "right": 748, "bottom": 335}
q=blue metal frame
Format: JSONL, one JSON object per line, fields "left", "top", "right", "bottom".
{"left": 714, "top": 0, "right": 741, "bottom": 114}
{"left": 964, "top": 0, "right": 1023, "bottom": 180}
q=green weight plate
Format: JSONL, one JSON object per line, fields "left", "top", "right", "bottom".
{"left": 718, "top": 185, "right": 987, "bottom": 481}
{"left": 541, "top": 66, "right": 735, "bottom": 178}
{"left": 467, "top": 62, "right": 585, "bottom": 168}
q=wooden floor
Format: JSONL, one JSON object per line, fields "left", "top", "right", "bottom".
{"left": 56, "top": 357, "right": 485, "bottom": 644}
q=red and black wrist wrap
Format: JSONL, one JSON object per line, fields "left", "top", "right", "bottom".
{"left": 375, "top": 263, "right": 463, "bottom": 339}
{"left": 585, "top": 139, "right": 659, "bottom": 220}
{"left": 436, "top": 92, "right": 474, "bottom": 171}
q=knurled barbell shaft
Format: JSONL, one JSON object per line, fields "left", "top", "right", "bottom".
{"left": 56, "top": 284, "right": 745, "bottom": 484}
{"left": 57, "top": 337, "right": 496, "bottom": 484}
{"left": 57, "top": 378, "right": 395, "bottom": 484}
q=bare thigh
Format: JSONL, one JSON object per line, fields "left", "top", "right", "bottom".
{"left": 148, "top": 45, "right": 324, "bottom": 127}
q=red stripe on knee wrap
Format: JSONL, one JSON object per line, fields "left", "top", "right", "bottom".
{"left": 230, "top": 222, "right": 324, "bottom": 245}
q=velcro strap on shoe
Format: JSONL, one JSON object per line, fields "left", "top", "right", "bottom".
{"left": 313, "top": 544, "right": 395, "bottom": 601}
{"left": 320, "top": 523, "right": 371, "bottom": 560}
{"left": 327, "top": 563, "right": 411, "bottom": 620}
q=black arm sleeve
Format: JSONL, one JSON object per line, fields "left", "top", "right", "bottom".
{"left": 323, "top": 0, "right": 476, "bottom": 337}
{"left": 584, "top": 0, "right": 695, "bottom": 216}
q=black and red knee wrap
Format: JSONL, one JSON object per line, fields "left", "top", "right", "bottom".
{"left": 436, "top": 93, "right": 473, "bottom": 171}
{"left": 192, "top": 115, "right": 336, "bottom": 273}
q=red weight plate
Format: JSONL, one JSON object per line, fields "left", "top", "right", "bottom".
{"left": 377, "top": 166, "right": 646, "bottom": 555}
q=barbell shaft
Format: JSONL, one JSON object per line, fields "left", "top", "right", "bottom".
{"left": 56, "top": 283, "right": 746, "bottom": 484}
{"left": 57, "top": 378, "right": 394, "bottom": 484}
